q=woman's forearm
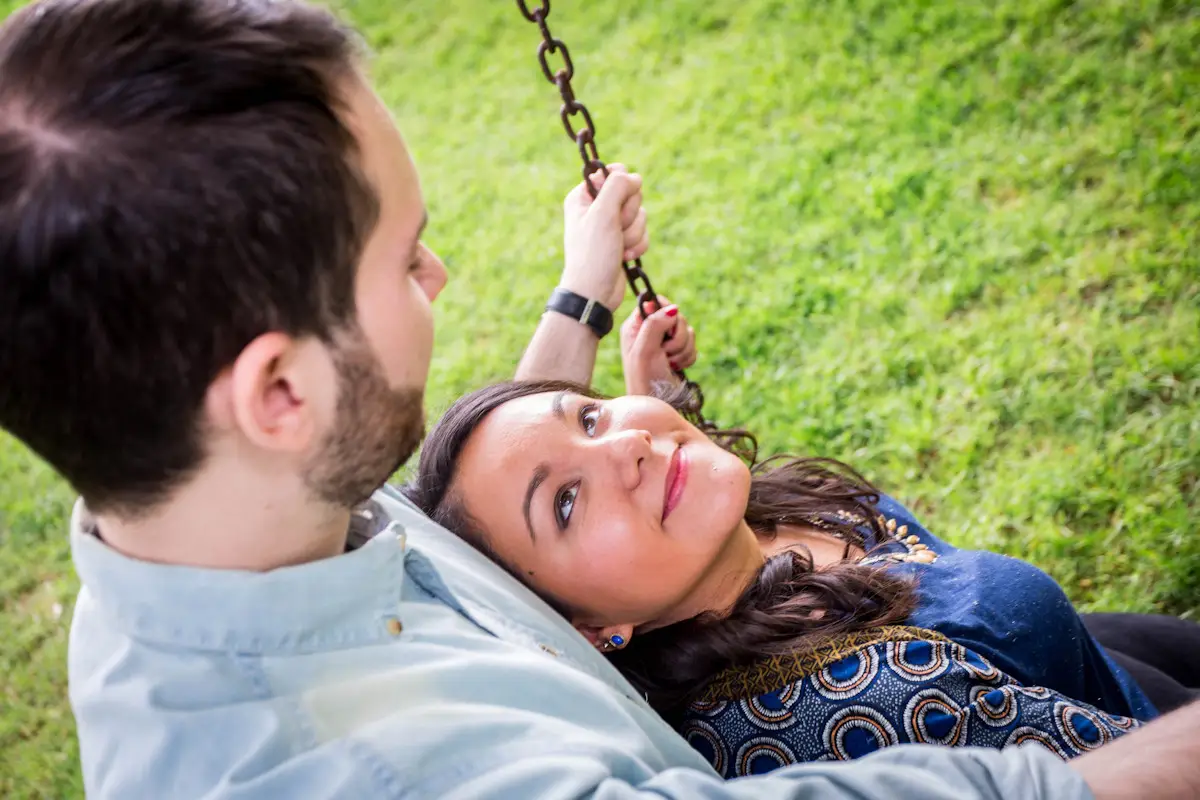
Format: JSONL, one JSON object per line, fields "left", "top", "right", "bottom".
{"left": 515, "top": 312, "right": 600, "bottom": 386}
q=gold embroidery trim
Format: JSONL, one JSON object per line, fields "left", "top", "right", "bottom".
{"left": 695, "top": 625, "right": 951, "bottom": 703}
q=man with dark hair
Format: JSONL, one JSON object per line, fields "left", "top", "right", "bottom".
{"left": 1, "top": 0, "right": 1197, "bottom": 797}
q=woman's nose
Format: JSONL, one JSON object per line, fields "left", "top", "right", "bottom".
{"left": 605, "top": 429, "right": 653, "bottom": 490}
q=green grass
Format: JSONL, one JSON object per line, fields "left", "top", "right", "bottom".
{"left": 2, "top": 0, "right": 1198, "bottom": 794}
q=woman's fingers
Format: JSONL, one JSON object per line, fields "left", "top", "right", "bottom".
{"left": 610, "top": 164, "right": 637, "bottom": 226}
{"left": 569, "top": 163, "right": 629, "bottom": 209}
{"left": 623, "top": 295, "right": 695, "bottom": 370}
{"left": 620, "top": 297, "right": 698, "bottom": 392}
{"left": 643, "top": 295, "right": 670, "bottom": 313}
{"left": 676, "top": 327, "right": 698, "bottom": 369}
{"left": 591, "top": 162, "right": 627, "bottom": 193}
{"left": 631, "top": 306, "right": 678, "bottom": 361}
{"left": 664, "top": 324, "right": 697, "bottom": 369}
{"left": 663, "top": 320, "right": 688, "bottom": 354}
{"left": 622, "top": 208, "right": 648, "bottom": 261}
{"left": 663, "top": 322, "right": 694, "bottom": 356}
{"left": 619, "top": 189, "right": 642, "bottom": 229}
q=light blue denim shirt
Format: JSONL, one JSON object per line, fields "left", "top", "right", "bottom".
{"left": 67, "top": 484, "right": 1094, "bottom": 799}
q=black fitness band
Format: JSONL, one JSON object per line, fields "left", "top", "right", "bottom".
{"left": 545, "top": 288, "right": 614, "bottom": 339}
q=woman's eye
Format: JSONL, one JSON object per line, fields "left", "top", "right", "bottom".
{"left": 555, "top": 483, "right": 579, "bottom": 528}
{"left": 580, "top": 405, "right": 600, "bottom": 437}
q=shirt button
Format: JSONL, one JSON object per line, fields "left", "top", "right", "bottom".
{"left": 385, "top": 618, "right": 403, "bottom": 636}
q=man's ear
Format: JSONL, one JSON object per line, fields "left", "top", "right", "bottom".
{"left": 206, "top": 332, "right": 339, "bottom": 454}
{"left": 574, "top": 621, "right": 636, "bottom": 651}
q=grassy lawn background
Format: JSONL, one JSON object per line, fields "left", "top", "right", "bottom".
{"left": 1, "top": 0, "right": 1197, "bottom": 795}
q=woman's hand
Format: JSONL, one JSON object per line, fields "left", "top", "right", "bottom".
{"left": 560, "top": 164, "right": 649, "bottom": 312}
{"left": 620, "top": 297, "right": 698, "bottom": 396}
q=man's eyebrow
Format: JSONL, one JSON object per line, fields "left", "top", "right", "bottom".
{"left": 523, "top": 464, "right": 549, "bottom": 543}
{"left": 408, "top": 210, "right": 429, "bottom": 259}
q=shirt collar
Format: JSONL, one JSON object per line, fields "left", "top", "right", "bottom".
{"left": 70, "top": 499, "right": 409, "bottom": 654}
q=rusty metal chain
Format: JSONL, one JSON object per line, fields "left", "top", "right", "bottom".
{"left": 516, "top": 0, "right": 712, "bottom": 427}
{"left": 515, "top": 0, "right": 660, "bottom": 314}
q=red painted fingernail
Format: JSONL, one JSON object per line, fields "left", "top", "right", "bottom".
{"left": 666, "top": 307, "right": 678, "bottom": 317}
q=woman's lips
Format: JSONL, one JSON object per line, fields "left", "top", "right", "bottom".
{"left": 662, "top": 446, "right": 688, "bottom": 522}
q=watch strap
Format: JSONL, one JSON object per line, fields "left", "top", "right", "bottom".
{"left": 545, "top": 288, "right": 614, "bottom": 339}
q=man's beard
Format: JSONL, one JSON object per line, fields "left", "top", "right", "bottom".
{"left": 303, "top": 333, "right": 425, "bottom": 509}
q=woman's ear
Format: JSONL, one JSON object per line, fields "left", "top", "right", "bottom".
{"left": 574, "top": 621, "right": 635, "bottom": 652}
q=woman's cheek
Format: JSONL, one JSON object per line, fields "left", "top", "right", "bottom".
{"left": 582, "top": 518, "right": 650, "bottom": 573}
{"left": 712, "top": 458, "right": 751, "bottom": 513}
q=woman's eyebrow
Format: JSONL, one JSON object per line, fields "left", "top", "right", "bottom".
{"left": 522, "top": 392, "right": 572, "bottom": 543}
{"left": 523, "top": 465, "right": 549, "bottom": 543}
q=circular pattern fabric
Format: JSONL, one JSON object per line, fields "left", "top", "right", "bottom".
{"left": 741, "top": 682, "right": 802, "bottom": 730}
{"left": 811, "top": 648, "right": 881, "bottom": 700}
{"left": 735, "top": 736, "right": 797, "bottom": 776}
{"left": 681, "top": 719, "right": 728, "bottom": 775}
{"left": 952, "top": 645, "right": 1002, "bottom": 683}
{"left": 1056, "top": 702, "right": 1111, "bottom": 752}
{"left": 1106, "top": 713, "right": 1138, "bottom": 731}
{"left": 1004, "top": 725, "right": 1070, "bottom": 760}
{"left": 886, "top": 640, "right": 951, "bottom": 682}
{"left": 903, "top": 688, "right": 967, "bottom": 746}
{"left": 687, "top": 699, "right": 728, "bottom": 718}
{"left": 823, "top": 705, "right": 900, "bottom": 760}
{"left": 1017, "top": 685, "right": 1053, "bottom": 700}
{"left": 970, "top": 685, "right": 1020, "bottom": 727}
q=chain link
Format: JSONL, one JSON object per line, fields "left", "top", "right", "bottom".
{"left": 515, "top": 1, "right": 648, "bottom": 299}
{"left": 515, "top": 0, "right": 711, "bottom": 428}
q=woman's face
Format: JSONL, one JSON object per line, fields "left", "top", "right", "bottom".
{"left": 452, "top": 391, "right": 759, "bottom": 641}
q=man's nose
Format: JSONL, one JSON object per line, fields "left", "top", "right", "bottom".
{"left": 605, "top": 428, "right": 653, "bottom": 491}
{"left": 418, "top": 245, "right": 448, "bottom": 302}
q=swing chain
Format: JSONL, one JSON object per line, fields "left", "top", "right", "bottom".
{"left": 516, "top": 0, "right": 715, "bottom": 433}
{"left": 514, "top": 0, "right": 659, "bottom": 312}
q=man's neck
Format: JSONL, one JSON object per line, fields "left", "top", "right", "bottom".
{"left": 93, "top": 463, "right": 353, "bottom": 572}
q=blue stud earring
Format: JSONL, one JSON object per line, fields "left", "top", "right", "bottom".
{"left": 600, "top": 634, "right": 626, "bottom": 652}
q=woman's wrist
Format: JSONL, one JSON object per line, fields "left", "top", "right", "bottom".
{"left": 556, "top": 261, "right": 626, "bottom": 312}
{"left": 545, "top": 287, "right": 614, "bottom": 339}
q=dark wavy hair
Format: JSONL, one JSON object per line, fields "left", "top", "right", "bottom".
{"left": 407, "top": 380, "right": 916, "bottom": 713}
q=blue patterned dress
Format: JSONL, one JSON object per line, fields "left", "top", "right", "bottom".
{"left": 679, "top": 496, "right": 1156, "bottom": 776}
